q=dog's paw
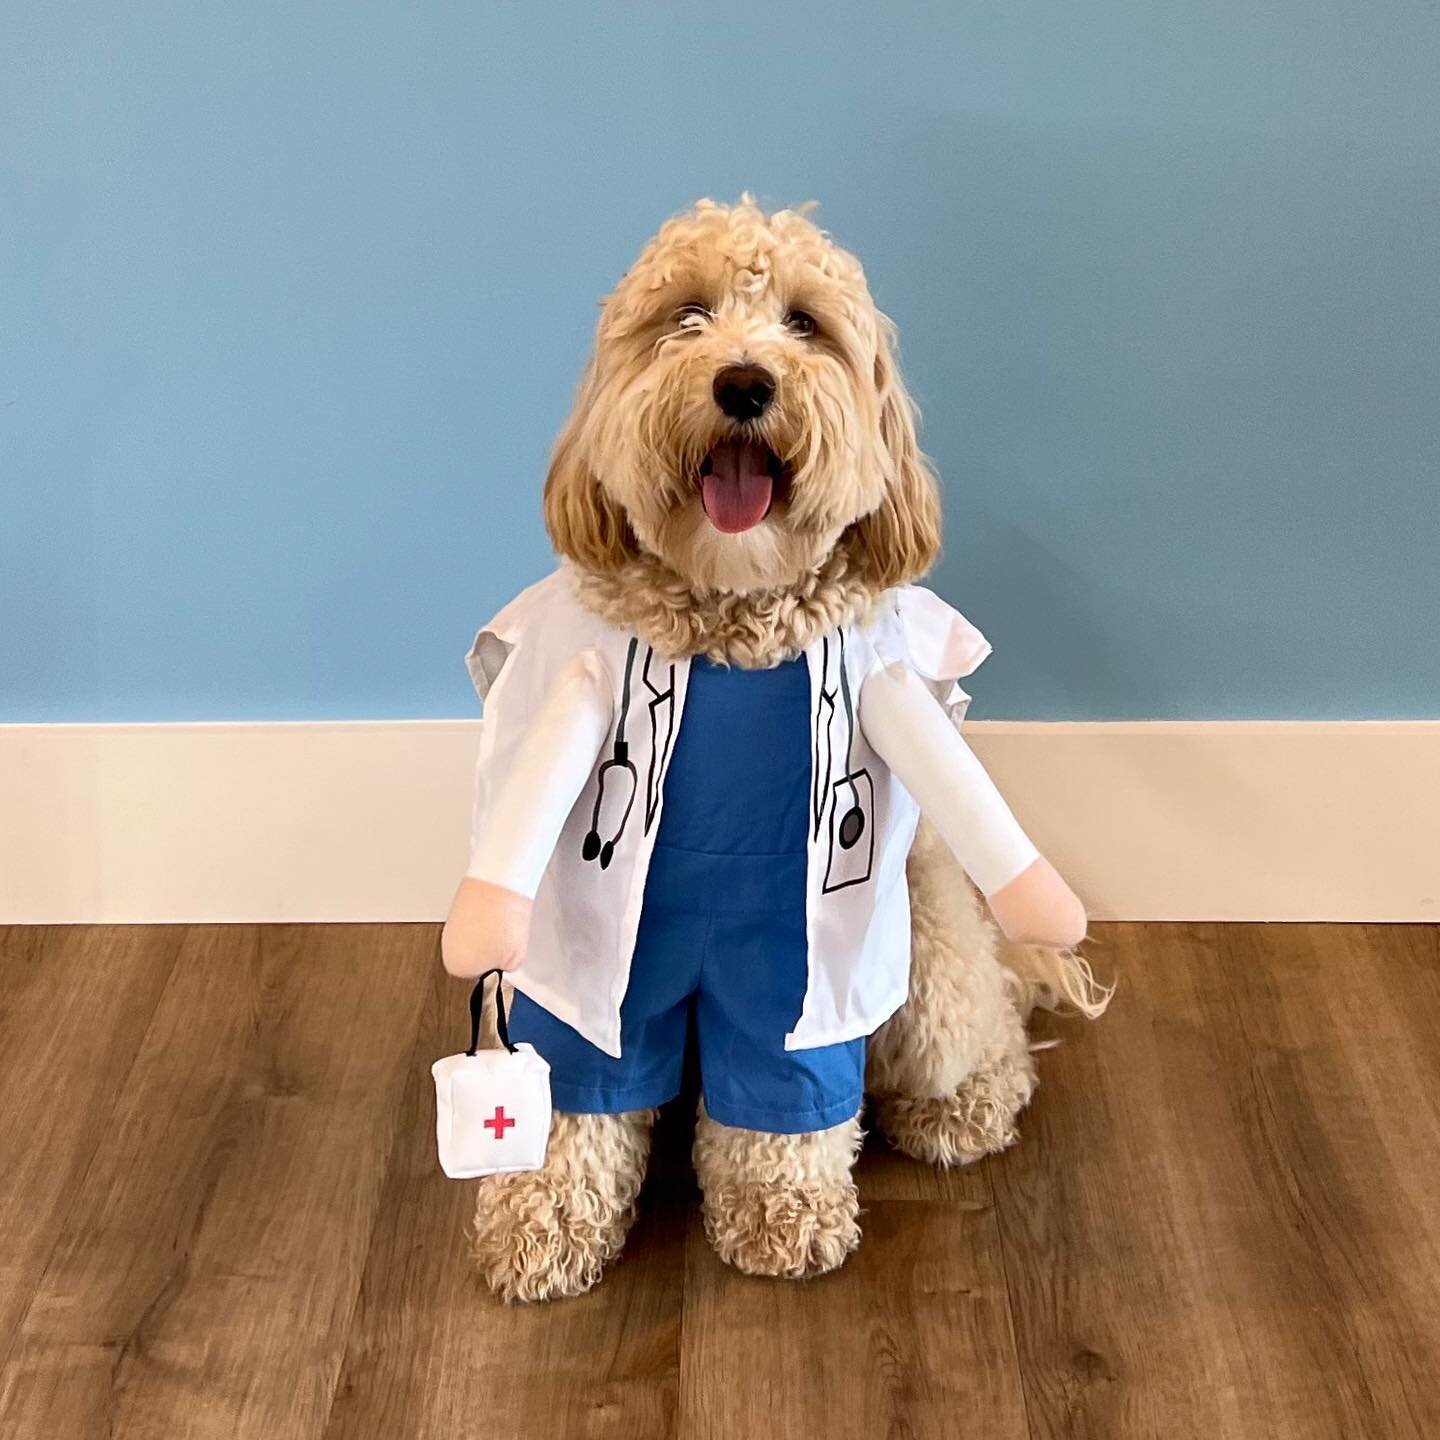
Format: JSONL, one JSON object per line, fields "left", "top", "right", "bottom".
{"left": 469, "top": 1167, "right": 633, "bottom": 1302}
{"left": 468, "top": 1110, "right": 652, "bottom": 1303}
{"left": 701, "top": 1179, "right": 860, "bottom": 1280}
{"left": 871, "top": 1050, "right": 1036, "bottom": 1168}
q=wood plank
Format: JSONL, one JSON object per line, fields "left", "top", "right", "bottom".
{"left": 676, "top": 1142, "right": 1030, "bottom": 1440}
{"left": 1212, "top": 923, "right": 1440, "bottom": 1436}
{"left": 989, "top": 923, "right": 1281, "bottom": 1439}
{"left": 0, "top": 923, "right": 430, "bottom": 1440}
{"left": 0, "top": 925, "right": 181, "bottom": 1360}
{"left": 321, "top": 963, "right": 687, "bottom": 1440}
{"left": 6, "top": 920, "right": 1438, "bottom": 1440}
{"left": 989, "top": 922, "right": 1440, "bottom": 1440}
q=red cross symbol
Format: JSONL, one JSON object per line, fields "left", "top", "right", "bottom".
{"left": 483, "top": 1105, "right": 516, "bottom": 1139}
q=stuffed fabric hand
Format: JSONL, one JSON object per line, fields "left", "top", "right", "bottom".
{"left": 442, "top": 877, "right": 534, "bottom": 976}
{"left": 986, "top": 856, "right": 1086, "bottom": 950}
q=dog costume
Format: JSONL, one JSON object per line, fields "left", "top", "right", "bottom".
{"left": 464, "top": 566, "right": 1045, "bottom": 1130}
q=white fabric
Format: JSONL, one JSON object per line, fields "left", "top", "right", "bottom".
{"left": 432, "top": 1043, "right": 552, "bottom": 1179}
{"left": 889, "top": 584, "right": 991, "bottom": 706}
{"left": 465, "top": 651, "right": 613, "bottom": 897}
{"left": 466, "top": 570, "right": 692, "bottom": 1058}
{"left": 464, "top": 566, "right": 992, "bottom": 1058}
{"left": 859, "top": 661, "right": 1039, "bottom": 896}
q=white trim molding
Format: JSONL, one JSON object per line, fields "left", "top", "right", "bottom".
{"left": 2, "top": 720, "right": 1437, "bottom": 924}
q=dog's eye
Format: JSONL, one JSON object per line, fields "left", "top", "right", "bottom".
{"left": 784, "top": 309, "right": 818, "bottom": 338}
{"left": 675, "top": 301, "right": 711, "bottom": 329}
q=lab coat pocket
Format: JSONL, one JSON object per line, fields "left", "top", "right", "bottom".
{"left": 823, "top": 769, "right": 875, "bottom": 893}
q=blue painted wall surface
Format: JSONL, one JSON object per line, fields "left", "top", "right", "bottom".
{"left": 4, "top": 3, "right": 1437, "bottom": 721}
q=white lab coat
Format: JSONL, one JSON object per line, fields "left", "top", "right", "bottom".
{"left": 466, "top": 566, "right": 990, "bottom": 1059}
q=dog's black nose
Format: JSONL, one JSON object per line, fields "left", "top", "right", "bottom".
{"left": 712, "top": 364, "right": 775, "bottom": 421}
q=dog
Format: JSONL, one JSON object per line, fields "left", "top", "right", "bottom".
{"left": 455, "top": 197, "right": 1107, "bottom": 1301}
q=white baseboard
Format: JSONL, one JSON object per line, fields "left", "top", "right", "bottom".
{"left": 2, "top": 720, "right": 1437, "bottom": 924}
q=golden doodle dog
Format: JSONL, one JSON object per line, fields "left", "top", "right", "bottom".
{"left": 444, "top": 197, "right": 1107, "bottom": 1302}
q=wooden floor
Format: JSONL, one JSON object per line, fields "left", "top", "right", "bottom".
{"left": 1, "top": 925, "right": 1438, "bottom": 1439}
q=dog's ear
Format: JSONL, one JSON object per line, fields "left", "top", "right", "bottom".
{"left": 543, "top": 362, "right": 636, "bottom": 573}
{"left": 846, "top": 313, "right": 942, "bottom": 590}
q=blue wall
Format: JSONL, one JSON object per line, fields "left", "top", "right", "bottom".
{"left": 4, "top": 2, "right": 1437, "bottom": 722}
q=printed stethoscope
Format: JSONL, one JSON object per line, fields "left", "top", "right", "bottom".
{"left": 831, "top": 630, "right": 868, "bottom": 852}
{"left": 582, "top": 630, "right": 867, "bottom": 870}
{"left": 581, "top": 637, "right": 640, "bottom": 870}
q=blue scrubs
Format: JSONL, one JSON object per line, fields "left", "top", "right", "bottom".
{"left": 508, "top": 654, "right": 865, "bottom": 1133}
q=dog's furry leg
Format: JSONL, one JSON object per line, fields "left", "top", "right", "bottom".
{"left": 867, "top": 819, "right": 1037, "bottom": 1166}
{"left": 692, "top": 1106, "right": 862, "bottom": 1280}
{"left": 469, "top": 1108, "right": 654, "bottom": 1302}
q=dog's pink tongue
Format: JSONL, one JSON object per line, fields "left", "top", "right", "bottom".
{"left": 701, "top": 440, "right": 773, "bottom": 534}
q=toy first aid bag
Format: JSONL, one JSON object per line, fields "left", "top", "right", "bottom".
{"left": 433, "top": 970, "right": 551, "bottom": 1179}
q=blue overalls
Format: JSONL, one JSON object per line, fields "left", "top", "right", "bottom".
{"left": 507, "top": 654, "right": 866, "bottom": 1133}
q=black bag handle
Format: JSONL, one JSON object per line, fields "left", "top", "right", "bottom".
{"left": 467, "top": 969, "right": 516, "bottom": 1056}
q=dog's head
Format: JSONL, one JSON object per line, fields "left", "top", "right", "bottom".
{"left": 544, "top": 197, "right": 940, "bottom": 596}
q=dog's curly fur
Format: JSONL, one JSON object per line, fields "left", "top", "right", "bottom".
{"left": 545, "top": 197, "right": 940, "bottom": 602}
{"left": 470, "top": 1109, "right": 655, "bottom": 1303}
{"left": 693, "top": 1106, "right": 863, "bottom": 1279}
{"left": 470, "top": 197, "right": 1102, "bottom": 1301}
{"left": 573, "top": 544, "right": 884, "bottom": 667}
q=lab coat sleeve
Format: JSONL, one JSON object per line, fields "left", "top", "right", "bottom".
{"left": 466, "top": 650, "right": 614, "bottom": 898}
{"left": 894, "top": 586, "right": 991, "bottom": 683}
{"left": 858, "top": 660, "right": 1039, "bottom": 896}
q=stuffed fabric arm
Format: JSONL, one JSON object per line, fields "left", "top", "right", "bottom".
{"left": 443, "top": 651, "right": 613, "bottom": 977}
{"left": 465, "top": 650, "right": 613, "bottom": 895}
{"left": 858, "top": 660, "right": 1086, "bottom": 949}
